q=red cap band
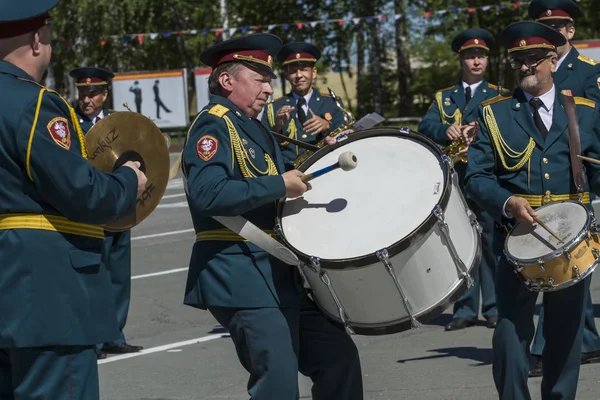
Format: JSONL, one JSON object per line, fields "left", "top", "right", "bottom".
{"left": 537, "top": 9, "right": 573, "bottom": 21}
{"left": 282, "top": 51, "right": 317, "bottom": 65}
{"left": 459, "top": 38, "right": 489, "bottom": 52}
{"left": 213, "top": 49, "right": 273, "bottom": 69}
{"left": 509, "top": 36, "right": 556, "bottom": 54}
{"left": 0, "top": 15, "right": 49, "bottom": 39}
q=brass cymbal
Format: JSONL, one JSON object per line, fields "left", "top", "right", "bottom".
{"left": 85, "top": 111, "right": 170, "bottom": 232}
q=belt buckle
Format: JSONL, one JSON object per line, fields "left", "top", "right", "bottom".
{"left": 542, "top": 191, "right": 552, "bottom": 205}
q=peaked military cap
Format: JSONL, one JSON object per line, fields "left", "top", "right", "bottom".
{"left": 451, "top": 28, "right": 494, "bottom": 53}
{"left": 0, "top": 0, "right": 58, "bottom": 39}
{"left": 200, "top": 33, "right": 282, "bottom": 79}
{"left": 528, "top": 0, "right": 582, "bottom": 23}
{"left": 500, "top": 21, "right": 566, "bottom": 55}
{"left": 70, "top": 67, "right": 114, "bottom": 88}
{"left": 277, "top": 42, "right": 321, "bottom": 66}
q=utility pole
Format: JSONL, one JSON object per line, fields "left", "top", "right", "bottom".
{"left": 220, "top": 0, "right": 229, "bottom": 40}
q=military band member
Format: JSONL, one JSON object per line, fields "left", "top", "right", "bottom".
{"left": 0, "top": 1, "right": 147, "bottom": 398}
{"left": 466, "top": 21, "right": 600, "bottom": 399}
{"left": 181, "top": 33, "right": 363, "bottom": 399}
{"left": 419, "top": 28, "right": 507, "bottom": 331}
{"left": 262, "top": 42, "right": 346, "bottom": 164}
{"left": 526, "top": 0, "right": 600, "bottom": 377}
{"left": 70, "top": 67, "right": 143, "bottom": 359}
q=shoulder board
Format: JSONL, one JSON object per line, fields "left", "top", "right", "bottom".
{"left": 487, "top": 83, "right": 511, "bottom": 93}
{"left": 268, "top": 96, "right": 285, "bottom": 104}
{"left": 319, "top": 91, "right": 332, "bottom": 98}
{"left": 481, "top": 95, "right": 510, "bottom": 107}
{"left": 578, "top": 54, "right": 599, "bottom": 66}
{"left": 436, "top": 85, "right": 456, "bottom": 93}
{"left": 574, "top": 96, "right": 596, "bottom": 108}
{"left": 208, "top": 104, "right": 230, "bottom": 118}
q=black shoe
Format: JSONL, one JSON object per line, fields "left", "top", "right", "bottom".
{"left": 581, "top": 350, "right": 600, "bottom": 364}
{"left": 102, "top": 343, "right": 143, "bottom": 354}
{"left": 445, "top": 318, "right": 476, "bottom": 331}
{"left": 486, "top": 316, "right": 498, "bottom": 329}
{"left": 95, "top": 349, "right": 107, "bottom": 360}
{"left": 529, "top": 356, "right": 542, "bottom": 378}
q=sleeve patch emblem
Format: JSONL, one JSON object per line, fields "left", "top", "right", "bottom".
{"left": 197, "top": 135, "right": 219, "bottom": 161}
{"left": 46, "top": 117, "right": 71, "bottom": 150}
{"left": 324, "top": 112, "right": 332, "bottom": 121}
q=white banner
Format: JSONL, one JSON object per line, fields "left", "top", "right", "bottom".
{"left": 112, "top": 69, "right": 189, "bottom": 129}
{"left": 194, "top": 68, "right": 211, "bottom": 113}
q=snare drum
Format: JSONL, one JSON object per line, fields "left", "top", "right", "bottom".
{"left": 505, "top": 200, "right": 600, "bottom": 292}
{"left": 276, "top": 128, "right": 481, "bottom": 335}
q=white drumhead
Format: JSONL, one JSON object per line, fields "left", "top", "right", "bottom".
{"left": 279, "top": 134, "right": 445, "bottom": 259}
{"left": 506, "top": 201, "right": 589, "bottom": 261}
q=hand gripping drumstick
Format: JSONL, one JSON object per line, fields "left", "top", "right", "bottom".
{"left": 300, "top": 151, "right": 358, "bottom": 183}
{"left": 533, "top": 216, "right": 565, "bottom": 243}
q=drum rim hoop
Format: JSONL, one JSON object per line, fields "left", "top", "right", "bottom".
{"left": 504, "top": 200, "right": 593, "bottom": 265}
{"left": 276, "top": 127, "right": 455, "bottom": 269}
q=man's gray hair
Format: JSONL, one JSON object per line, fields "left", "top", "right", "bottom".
{"left": 208, "top": 62, "right": 245, "bottom": 95}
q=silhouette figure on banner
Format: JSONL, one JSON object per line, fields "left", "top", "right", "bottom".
{"left": 129, "top": 81, "right": 142, "bottom": 113}
{"left": 153, "top": 80, "right": 172, "bottom": 119}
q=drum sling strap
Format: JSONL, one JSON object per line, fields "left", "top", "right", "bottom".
{"left": 212, "top": 216, "right": 301, "bottom": 266}
{"left": 562, "top": 94, "right": 586, "bottom": 196}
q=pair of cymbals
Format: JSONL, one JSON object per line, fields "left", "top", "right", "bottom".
{"left": 85, "top": 111, "right": 170, "bottom": 232}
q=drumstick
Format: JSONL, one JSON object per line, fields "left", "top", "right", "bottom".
{"left": 577, "top": 154, "right": 600, "bottom": 165}
{"left": 301, "top": 151, "right": 358, "bottom": 183}
{"left": 533, "top": 216, "right": 564, "bottom": 243}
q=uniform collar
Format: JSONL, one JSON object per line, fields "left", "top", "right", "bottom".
{"left": 461, "top": 79, "right": 484, "bottom": 94}
{"left": 0, "top": 60, "right": 37, "bottom": 82}
{"left": 208, "top": 94, "right": 248, "bottom": 120}
{"left": 291, "top": 88, "right": 314, "bottom": 105}
{"left": 556, "top": 46, "right": 573, "bottom": 71}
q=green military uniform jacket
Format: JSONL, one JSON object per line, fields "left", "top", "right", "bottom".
{"left": 182, "top": 95, "right": 303, "bottom": 309}
{"left": 465, "top": 88, "right": 600, "bottom": 224}
{"left": 555, "top": 47, "right": 600, "bottom": 103}
{"left": 0, "top": 60, "right": 138, "bottom": 348}
{"left": 261, "top": 90, "right": 346, "bottom": 164}
{"left": 418, "top": 79, "right": 508, "bottom": 146}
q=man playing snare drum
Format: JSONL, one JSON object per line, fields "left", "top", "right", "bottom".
{"left": 466, "top": 21, "right": 600, "bottom": 399}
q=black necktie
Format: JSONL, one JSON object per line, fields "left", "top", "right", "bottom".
{"left": 297, "top": 97, "right": 307, "bottom": 124}
{"left": 529, "top": 98, "right": 548, "bottom": 139}
{"left": 465, "top": 86, "right": 472, "bottom": 105}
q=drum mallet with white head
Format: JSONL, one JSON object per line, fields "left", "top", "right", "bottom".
{"left": 300, "top": 151, "right": 358, "bottom": 183}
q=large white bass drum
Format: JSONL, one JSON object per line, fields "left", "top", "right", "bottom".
{"left": 276, "top": 128, "right": 481, "bottom": 335}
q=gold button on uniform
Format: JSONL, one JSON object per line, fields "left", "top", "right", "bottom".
{"left": 302, "top": 134, "right": 307, "bottom": 139}
{"left": 542, "top": 157, "right": 548, "bottom": 164}
{"left": 544, "top": 173, "right": 550, "bottom": 179}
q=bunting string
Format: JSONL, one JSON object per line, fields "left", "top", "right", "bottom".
{"left": 57, "top": 2, "right": 530, "bottom": 47}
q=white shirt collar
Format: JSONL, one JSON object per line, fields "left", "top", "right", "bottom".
{"left": 462, "top": 80, "right": 483, "bottom": 94}
{"left": 292, "top": 88, "right": 313, "bottom": 105}
{"left": 523, "top": 85, "right": 555, "bottom": 112}
{"left": 92, "top": 110, "right": 104, "bottom": 123}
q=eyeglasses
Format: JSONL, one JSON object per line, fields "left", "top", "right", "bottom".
{"left": 509, "top": 55, "right": 552, "bottom": 70}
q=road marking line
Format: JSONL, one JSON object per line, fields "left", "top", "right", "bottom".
{"left": 132, "top": 267, "right": 188, "bottom": 280}
{"left": 162, "top": 193, "right": 186, "bottom": 199}
{"left": 98, "top": 333, "right": 229, "bottom": 365}
{"left": 131, "top": 229, "right": 193, "bottom": 241}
